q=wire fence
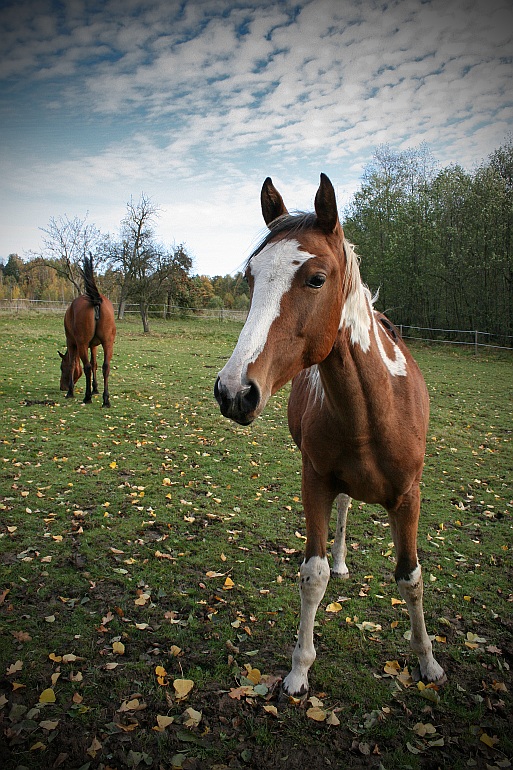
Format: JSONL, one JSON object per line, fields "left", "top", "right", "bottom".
{"left": 1, "top": 298, "right": 511, "bottom": 352}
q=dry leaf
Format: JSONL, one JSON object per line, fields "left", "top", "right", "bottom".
{"left": 6, "top": 660, "right": 23, "bottom": 676}
{"left": 327, "top": 712, "right": 341, "bottom": 726}
{"left": 173, "top": 679, "right": 194, "bottom": 700}
{"left": 307, "top": 707, "right": 327, "bottom": 722}
{"left": 40, "top": 720, "right": 59, "bottom": 731}
{"left": 326, "top": 602, "right": 343, "bottom": 613}
{"left": 112, "top": 641, "right": 125, "bottom": 655}
{"left": 156, "top": 714, "right": 174, "bottom": 729}
{"left": 39, "top": 688, "right": 56, "bottom": 703}
{"left": 263, "top": 705, "right": 278, "bottom": 717}
{"left": 182, "top": 707, "right": 202, "bottom": 727}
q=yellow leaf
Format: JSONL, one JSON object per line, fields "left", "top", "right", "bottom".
{"left": 245, "top": 667, "right": 261, "bottom": 685}
{"left": 12, "top": 682, "right": 25, "bottom": 691}
{"left": 156, "top": 714, "right": 174, "bottom": 729}
{"left": 30, "top": 742, "right": 46, "bottom": 751}
{"left": 173, "top": 679, "right": 194, "bottom": 700}
{"left": 155, "top": 665, "right": 167, "bottom": 678}
{"left": 327, "top": 711, "right": 341, "bottom": 726}
{"left": 170, "top": 645, "right": 181, "bottom": 657}
{"left": 39, "top": 688, "right": 56, "bottom": 703}
{"left": 112, "top": 641, "right": 125, "bottom": 655}
{"left": 223, "top": 577, "right": 235, "bottom": 590}
{"left": 109, "top": 461, "right": 117, "bottom": 469}
{"left": 384, "top": 660, "right": 401, "bottom": 676}
{"left": 480, "top": 733, "right": 499, "bottom": 748}
{"left": 263, "top": 705, "right": 278, "bottom": 717}
{"left": 326, "top": 602, "right": 343, "bottom": 613}
{"left": 51, "top": 672, "right": 61, "bottom": 686}
{"left": 391, "top": 597, "right": 405, "bottom": 606}
{"left": 307, "top": 707, "right": 327, "bottom": 722}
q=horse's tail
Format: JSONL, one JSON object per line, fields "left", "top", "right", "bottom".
{"left": 81, "top": 254, "right": 103, "bottom": 315}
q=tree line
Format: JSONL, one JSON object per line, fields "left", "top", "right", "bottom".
{"left": 1, "top": 137, "right": 512, "bottom": 339}
{"left": 343, "top": 138, "right": 513, "bottom": 344}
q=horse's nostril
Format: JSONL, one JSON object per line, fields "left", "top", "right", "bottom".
{"left": 242, "top": 381, "right": 260, "bottom": 413}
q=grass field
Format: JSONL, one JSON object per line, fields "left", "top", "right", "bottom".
{"left": 0, "top": 314, "right": 512, "bottom": 770}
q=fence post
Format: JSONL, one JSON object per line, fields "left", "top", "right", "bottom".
{"left": 475, "top": 330, "right": 478, "bottom": 356}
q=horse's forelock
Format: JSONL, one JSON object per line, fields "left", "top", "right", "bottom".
{"left": 246, "top": 212, "right": 317, "bottom": 268}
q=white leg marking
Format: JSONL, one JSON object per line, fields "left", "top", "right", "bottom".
{"left": 283, "top": 556, "right": 330, "bottom": 697}
{"left": 397, "top": 565, "right": 446, "bottom": 683}
{"left": 332, "top": 494, "right": 350, "bottom": 578}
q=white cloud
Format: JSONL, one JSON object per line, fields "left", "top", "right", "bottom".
{"left": 0, "top": 0, "right": 512, "bottom": 274}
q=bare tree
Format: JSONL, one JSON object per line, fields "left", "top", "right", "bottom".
{"left": 34, "top": 214, "right": 102, "bottom": 294}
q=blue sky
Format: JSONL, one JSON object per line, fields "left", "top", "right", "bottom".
{"left": 1, "top": 0, "right": 512, "bottom": 276}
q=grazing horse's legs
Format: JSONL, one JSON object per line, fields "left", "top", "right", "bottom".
{"left": 101, "top": 348, "right": 112, "bottom": 407}
{"left": 90, "top": 346, "right": 99, "bottom": 395}
{"left": 388, "top": 486, "right": 446, "bottom": 684}
{"left": 331, "top": 493, "right": 351, "bottom": 578}
{"left": 283, "top": 463, "right": 336, "bottom": 697}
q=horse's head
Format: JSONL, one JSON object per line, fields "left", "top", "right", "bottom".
{"left": 59, "top": 350, "right": 82, "bottom": 390}
{"left": 215, "top": 173, "right": 354, "bottom": 425}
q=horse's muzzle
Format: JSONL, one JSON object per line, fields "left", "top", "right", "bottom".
{"left": 214, "top": 377, "right": 261, "bottom": 425}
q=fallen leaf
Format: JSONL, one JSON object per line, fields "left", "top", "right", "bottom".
{"left": 480, "top": 732, "right": 499, "bottom": 748}
{"left": 40, "top": 720, "right": 59, "bottom": 731}
{"left": 39, "top": 688, "right": 56, "bottom": 703}
{"left": 326, "top": 602, "right": 343, "bottom": 613}
{"left": 263, "top": 705, "right": 278, "bottom": 717}
{"left": 182, "top": 707, "right": 202, "bottom": 727}
{"left": 156, "top": 714, "right": 174, "bottom": 729}
{"left": 327, "top": 711, "right": 341, "bottom": 726}
{"left": 173, "top": 679, "right": 194, "bottom": 700}
{"left": 307, "top": 707, "right": 327, "bottom": 722}
{"left": 112, "top": 641, "right": 125, "bottom": 655}
{"left": 6, "top": 660, "right": 23, "bottom": 676}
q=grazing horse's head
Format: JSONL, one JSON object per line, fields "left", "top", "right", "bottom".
{"left": 215, "top": 173, "right": 356, "bottom": 425}
{"left": 58, "top": 350, "right": 82, "bottom": 391}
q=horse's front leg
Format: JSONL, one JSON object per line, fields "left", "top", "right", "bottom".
{"left": 388, "top": 486, "right": 446, "bottom": 685}
{"left": 283, "top": 463, "right": 336, "bottom": 698}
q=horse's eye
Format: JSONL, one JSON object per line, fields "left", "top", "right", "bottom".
{"left": 306, "top": 273, "right": 326, "bottom": 289}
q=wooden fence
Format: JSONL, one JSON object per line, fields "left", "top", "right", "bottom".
{"left": 1, "top": 299, "right": 511, "bottom": 352}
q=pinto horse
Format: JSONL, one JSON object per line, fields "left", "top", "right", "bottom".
{"left": 59, "top": 256, "right": 116, "bottom": 407}
{"left": 215, "top": 174, "right": 446, "bottom": 697}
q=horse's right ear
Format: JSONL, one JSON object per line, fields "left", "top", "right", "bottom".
{"left": 261, "top": 177, "right": 288, "bottom": 226}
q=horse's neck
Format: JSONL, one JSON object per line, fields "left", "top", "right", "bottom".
{"left": 317, "top": 286, "right": 408, "bottom": 414}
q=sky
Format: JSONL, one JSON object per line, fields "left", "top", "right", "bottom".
{"left": 1, "top": 0, "right": 512, "bottom": 277}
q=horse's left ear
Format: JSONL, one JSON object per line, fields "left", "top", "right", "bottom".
{"left": 261, "top": 177, "right": 289, "bottom": 226}
{"left": 314, "top": 173, "right": 340, "bottom": 234}
{"left": 58, "top": 350, "right": 65, "bottom": 359}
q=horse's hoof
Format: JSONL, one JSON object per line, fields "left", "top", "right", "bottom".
{"left": 331, "top": 569, "right": 350, "bottom": 579}
{"left": 102, "top": 401, "right": 111, "bottom": 408}
{"left": 412, "top": 664, "right": 447, "bottom": 687}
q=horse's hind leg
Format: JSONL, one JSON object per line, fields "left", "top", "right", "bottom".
{"left": 90, "top": 346, "right": 99, "bottom": 395}
{"left": 80, "top": 348, "right": 93, "bottom": 404}
{"left": 388, "top": 486, "right": 446, "bottom": 685}
{"left": 101, "top": 344, "right": 112, "bottom": 407}
{"left": 332, "top": 493, "right": 350, "bottom": 578}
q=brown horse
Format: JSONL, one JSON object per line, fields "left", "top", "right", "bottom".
{"left": 215, "top": 174, "right": 446, "bottom": 696}
{"left": 59, "top": 256, "right": 116, "bottom": 407}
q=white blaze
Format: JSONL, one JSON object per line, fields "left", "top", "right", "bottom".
{"left": 217, "top": 240, "right": 313, "bottom": 397}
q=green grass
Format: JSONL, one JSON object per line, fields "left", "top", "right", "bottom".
{"left": 0, "top": 314, "right": 512, "bottom": 770}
